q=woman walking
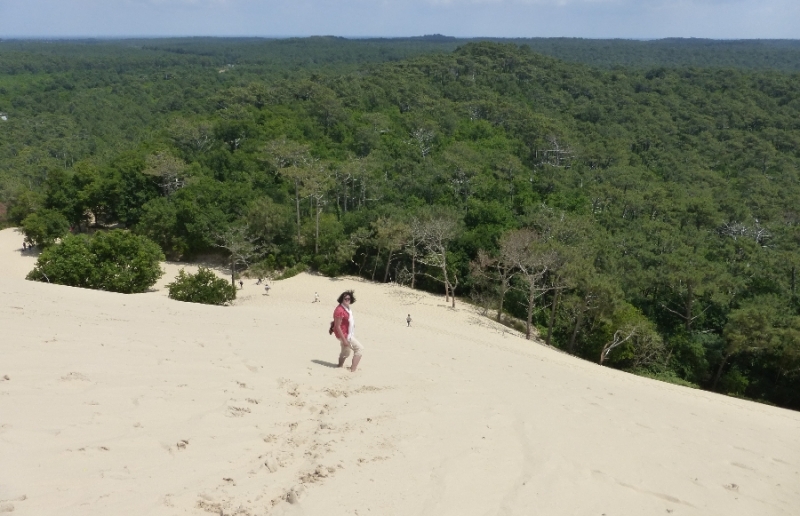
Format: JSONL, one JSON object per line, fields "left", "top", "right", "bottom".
{"left": 332, "top": 290, "right": 364, "bottom": 372}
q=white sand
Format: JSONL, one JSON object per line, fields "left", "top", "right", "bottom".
{"left": 1, "top": 226, "right": 799, "bottom": 516}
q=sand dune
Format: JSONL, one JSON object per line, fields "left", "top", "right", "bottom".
{"left": 1, "top": 227, "right": 799, "bottom": 516}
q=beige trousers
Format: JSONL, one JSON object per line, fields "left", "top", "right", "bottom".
{"left": 339, "top": 336, "right": 364, "bottom": 358}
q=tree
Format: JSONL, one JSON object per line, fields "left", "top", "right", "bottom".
{"left": 337, "top": 155, "right": 381, "bottom": 212}
{"left": 441, "top": 142, "right": 480, "bottom": 204}
{"left": 135, "top": 198, "right": 186, "bottom": 259}
{"left": 21, "top": 209, "right": 70, "bottom": 248}
{"left": 304, "top": 160, "right": 335, "bottom": 255}
{"left": 142, "top": 152, "right": 187, "bottom": 197}
{"left": 7, "top": 189, "right": 44, "bottom": 225}
{"left": 505, "top": 229, "right": 558, "bottom": 340}
{"left": 264, "top": 138, "right": 311, "bottom": 241}
{"left": 27, "top": 230, "right": 164, "bottom": 293}
{"left": 246, "top": 197, "right": 292, "bottom": 253}
{"left": 42, "top": 168, "right": 81, "bottom": 227}
{"left": 26, "top": 234, "right": 94, "bottom": 286}
{"left": 714, "top": 303, "right": 778, "bottom": 391}
{"left": 168, "top": 118, "right": 213, "bottom": 156}
{"left": 472, "top": 230, "right": 522, "bottom": 323}
{"left": 659, "top": 240, "right": 727, "bottom": 334}
{"left": 88, "top": 231, "right": 165, "bottom": 293}
{"left": 417, "top": 209, "right": 462, "bottom": 308}
{"left": 215, "top": 224, "right": 262, "bottom": 286}
{"left": 167, "top": 267, "right": 236, "bottom": 305}
{"left": 563, "top": 273, "right": 620, "bottom": 355}
{"left": 599, "top": 305, "right": 664, "bottom": 367}
{"left": 372, "top": 217, "right": 410, "bottom": 282}
{"left": 405, "top": 217, "right": 426, "bottom": 288}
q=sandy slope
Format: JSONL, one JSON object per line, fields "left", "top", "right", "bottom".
{"left": 1, "top": 227, "right": 799, "bottom": 516}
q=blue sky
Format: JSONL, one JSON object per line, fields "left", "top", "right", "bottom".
{"left": 1, "top": 0, "right": 798, "bottom": 39}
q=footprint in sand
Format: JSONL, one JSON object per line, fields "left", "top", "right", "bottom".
{"left": 226, "top": 406, "right": 251, "bottom": 417}
{"left": 60, "top": 372, "right": 90, "bottom": 382}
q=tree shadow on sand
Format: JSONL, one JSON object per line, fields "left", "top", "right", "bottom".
{"left": 311, "top": 359, "right": 339, "bottom": 368}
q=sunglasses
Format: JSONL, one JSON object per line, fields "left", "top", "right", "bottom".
{"left": 343, "top": 297, "right": 351, "bottom": 301}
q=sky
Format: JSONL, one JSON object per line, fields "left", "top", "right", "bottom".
{"left": 0, "top": 0, "right": 798, "bottom": 40}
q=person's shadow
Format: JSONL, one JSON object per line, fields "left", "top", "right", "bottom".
{"left": 311, "top": 359, "right": 338, "bottom": 368}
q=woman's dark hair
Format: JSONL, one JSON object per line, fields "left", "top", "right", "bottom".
{"left": 337, "top": 290, "right": 356, "bottom": 304}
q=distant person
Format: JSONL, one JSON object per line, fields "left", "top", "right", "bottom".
{"left": 264, "top": 284, "right": 271, "bottom": 295}
{"left": 21, "top": 241, "right": 26, "bottom": 251}
{"left": 406, "top": 314, "right": 412, "bottom": 327}
{"left": 332, "top": 290, "right": 363, "bottom": 372}
{"left": 313, "top": 292, "right": 320, "bottom": 303}
{"left": 256, "top": 278, "right": 262, "bottom": 285}
{"left": 239, "top": 280, "right": 244, "bottom": 289}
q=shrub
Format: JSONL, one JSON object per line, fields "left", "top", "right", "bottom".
{"left": 246, "top": 259, "right": 275, "bottom": 282}
{"left": 167, "top": 266, "right": 236, "bottom": 305}
{"left": 27, "top": 230, "right": 165, "bottom": 293}
{"left": 21, "top": 209, "right": 70, "bottom": 248}
{"left": 633, "top": 369, "right": 699, "bottom": 389}
{"left": 275, "top": 263, "right": 307, "bottom": 280}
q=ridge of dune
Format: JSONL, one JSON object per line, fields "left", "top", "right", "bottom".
{"left": 1, "top": 226, "right": 799, "bottom": 516}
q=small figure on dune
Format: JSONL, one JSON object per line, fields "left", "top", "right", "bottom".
{"left": 239, "top": 280, "right": 244, "bottom": 289}
{"left": 264, "top": 283, "right": 271, "bottom": 295}
{"left": 313, "top": 292, "right": 320, "bottom": 303}
{"left": 256, "top": 278, "right": 262, "bottom": 285}
{"left": 406, "top": 314, "right": 412, "bottom": 327}
{"left": 332, "top": 290, "right": 363, "bottom": 372}
{"left": 21, "top": 241, "right": 26, "bottom": 251}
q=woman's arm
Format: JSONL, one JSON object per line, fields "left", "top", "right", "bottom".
{"left": 333, "top": 315, "right": 348, "bottom": 345}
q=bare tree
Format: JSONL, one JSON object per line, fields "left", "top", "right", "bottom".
{"left": 338, "top": 155, "right": 382, "bottom": 211}
{"left": 409, "top": 127, "right": 434, "bottom": 158}
{"left": 599, "top": 315, "right": 664, "bottom": 367}
{"left": 304, "top": 160, "right": 334, "bottom": 254}
{"left": 493, "top": 153, "right": 525, "bottom": 207}
{"left": 333, "top": 161, "right": 354, "bottom": 213}
{"left": 471, "top": 234, "right": 520, "bottom": 324}
{"left": 599, "top": 325, "right": 640, "bottom": 365}
{"left": 372, "top": 217, "right": 410, "bottom": 283}
{"left": 534, "top": 135, "right": 574, "bottom": 169}
{"left": 405, "top": 217, "right": 426, "bottom": 289}
{"left": 264, "top": 138, "right": 312, "bottom": 240}
{"left": 442, "top": 143, "right": 479, "bottom": 204}
{"left": 417, "top": 210, "right": 461, "bottom": 308}
{"left": 215, "top": 225, "right": 262, "bottom": 286}
{"left": 348, "top": 227, "right": 373, "bottom": 276}
{"left": 142, "top": 152, "right": 186, "bottom": 197}
{"left": 169, "top": 118, "right": 213, "bottom": 154}
{"left": 507, "top": 229, "right": 558, "bottom": 340}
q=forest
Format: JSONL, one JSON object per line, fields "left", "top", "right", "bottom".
{"left": 2, "top": 37, "right": 800, "bottom": 409}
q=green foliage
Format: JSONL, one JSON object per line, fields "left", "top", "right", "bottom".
{"left": 6, "top": 38, "right": 800, "bottom": 409}
{"left": 7, "top": 189, "right": 43, "bottom": 225}
{"left": 718, "top": 366, "right": 750, "bottom": 396}
{"left": 21, "top": 208, "right": 69, "bottom": 247}
{"left": 135, "top": 197, "right": 187, "bottom": 259}
{"left": 26, "top": 234, "right": 94, "bottom": 286}
{"left": 27, "top": 230, "right": 165, "bottom": 293}
{"left": 632, "top": 370, "right": 700, "bottom": 389}
{"left": 167, "top": 266, "right": 236, "bottom": 305}
{"left": 275, "top": 263, "right": 308, "bottom": 280}
{"left": 246, "top": 259, "right": 276, "bottom": 281}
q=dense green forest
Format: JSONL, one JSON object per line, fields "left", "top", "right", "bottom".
{"left": 3, "top": 38, "right": 800, "bottom": 409}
